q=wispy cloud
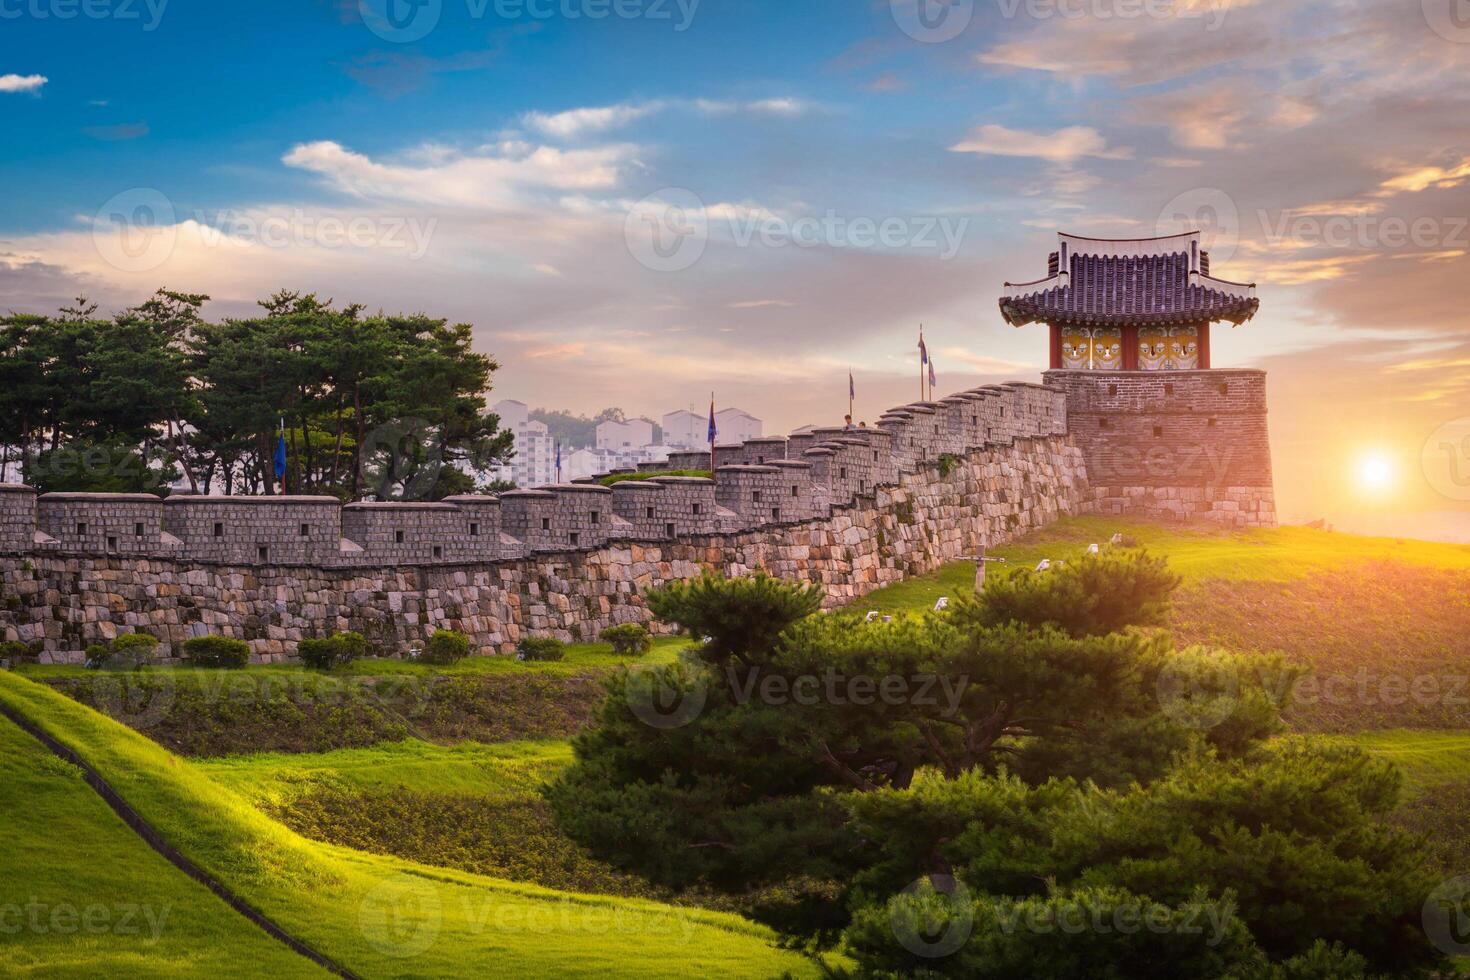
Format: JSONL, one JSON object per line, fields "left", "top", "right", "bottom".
{"left": 83, "top": 121, "right": 149, "bottom": 141}
{"left": 0, "top": 73, "right": 47, "bottom": 94}
{"left": 282, "top": 139, "right": 638, "bottom": 207}
{"left": 950, "top": 124, "right": 1132, "bottom": 163}
{"left": 524, "top": 102, "right": 664, "bottom": 139}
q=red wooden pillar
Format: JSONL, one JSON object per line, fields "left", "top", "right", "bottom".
{"left": 1049, "top": 323, "right": 1063, "bottom": 369}
{"left": 1121, "top": 324, "right": 1139, "bottom": 371}
{"left": 1198, "top": 322, "right": 1212, "bottom": 369}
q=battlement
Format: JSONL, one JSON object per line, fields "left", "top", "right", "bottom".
{"left": 0, "top": 384, "right": 1071, "bottom": 566}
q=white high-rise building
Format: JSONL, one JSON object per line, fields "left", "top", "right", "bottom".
{"left": 488, "top": 399, "right": 557, "bottom": 488}
{"left": 716, "top": 408, "right": 762, "bottom": 444}
{"left": 661, "top": 410, "right": 704, "bottom": 449}
{"left": 595, "top": 418, "right": 655, "bottom": 451}
{"left": 662, "top": 407, "right": 762, "bottom": 449}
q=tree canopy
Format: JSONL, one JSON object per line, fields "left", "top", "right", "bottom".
{"left": 0, "top": 290, "right": 513, "bottom": 498}
{"left": 549, "top": 549, "right": 1447, "bottom": 977}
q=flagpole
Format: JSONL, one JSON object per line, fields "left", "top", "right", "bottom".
{"left": 919, "top": 325, "right": 927, "bottom": 401}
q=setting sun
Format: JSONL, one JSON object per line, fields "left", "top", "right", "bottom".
{"left": 1355, "top": 451, "right": 1399, "bottom": 495}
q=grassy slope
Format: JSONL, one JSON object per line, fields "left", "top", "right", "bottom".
{"left": 0, "top": 718, "right": 324, "bottom": 979}
{"left": 0, "top": 673, "right": 819, "bottom": 979}
{"left": 198, "top": 739, "right": 572, "bottom": 803}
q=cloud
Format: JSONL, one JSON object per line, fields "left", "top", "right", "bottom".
{"left": 83, "top": 122, "right": 149, "bottom": 141}
{"left": 727, "top": 299, "right": 794, "bottom": 309}
{"left": 282, "top": 139, "right": 638, "bottom": 208}
{"left": 340, "top": 48, "right": 499, "bottom": 96}
{"left": 950, "top": 125, "right": 1132, "bottom": 163}
{"left": 1377, "top": 158, "right": 1470, "bottom": 195}
{"left": 0, "top": 73, "right": 47, "bottom": 94}
{"left": 523, "top": 97, "right": 813, "bottom": 140}
{"left": 865, "top": 73, "right": 907, "bottom": 93}
{"left": 524, "top": 102, "right": 664, "bottom": 139}
{"left": 525, "top": 342, "right": 587, "bottom": 360}
{"left": 691, "top": 97, "right": 810, "bottom": 117}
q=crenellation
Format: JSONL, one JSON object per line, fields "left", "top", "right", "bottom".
{"left": 0, "top": 433, "right": 1092, "bottom": 662}
{"left": 0, "top": 380, "right": 1268, "bottom": 661}
{"left": 715, "top": 465, "right": 789, "bottom": 527}
{"left": 497, "top": 489, "right": 561, "bottom": 552}
{"left": 342, "top": 502, "right": 468, "bottom": 565}
{"left": 162, "top": 495, "right": 342, "bottom": 565}
{"left": 38, "top": 492, "right": 165, "bottom": 556}
{"left": 0, "top": 484, "right": 39, "bottom": 553}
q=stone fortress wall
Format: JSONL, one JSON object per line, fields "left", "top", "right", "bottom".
{"left": 1043, "top": 369, "right": 1276, "bottom": 526}
{"left": 0, "top": 379, "right": 1273, "bottom": 662}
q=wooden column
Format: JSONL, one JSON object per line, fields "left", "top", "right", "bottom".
{"left": 1122, "top": 324, "right": 1139, "bottom": 371}
{"left": 1198, "top": 322, "right": 1212, "bottom": 369}
{"left": 1049, "top": 323, "right": 1063, "bottom": 369}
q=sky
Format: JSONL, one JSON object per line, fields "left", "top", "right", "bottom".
{"left": 3, "top": 0, "right": 1470, "bottom": 538}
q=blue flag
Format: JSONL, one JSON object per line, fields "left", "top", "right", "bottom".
{"left": 555, "top": 441, "right": 562, "bottom": 480}
{"left": 707, "top": 398, "right": 718, "bottom": 446}
{"left": 849, "top": 371, "right": 855, "bottom": 400}
{"left": 919, "top": 329, "right": 928, "bottom": 365}
{"left": 273, "top": 419, "right": 287, "bottom": 482}
{"left": 929, "top": 358, "right": 938, "bottom": 390}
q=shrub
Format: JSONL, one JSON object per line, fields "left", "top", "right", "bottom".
{"left": 422, "top": 629, "right": 470, "bottom": 665}
{"left": 599, "top": 623, "right": 653, "bottom": 657}
{"left": 182, "top": 635, "right": 251, "bottom": 669}
{"left": 645, "top": 571, "right": 823, "bottom": 666}
{"left": 0, "top": 640, "right": 36, "bottom": 665}
{"left": 82, "top": 634, "right": 157, "bottom": 671}
{"left": 517, "top": 637, "right": 567, "bottom": 662}
{"left": 84, "top": 643, "right": 111, "bottom": 670}
{"left": 954, "top": 547, "right": 1181, "bottom": 638}
{"left": 297, "top": 632, "right": 367, "bottom": 671}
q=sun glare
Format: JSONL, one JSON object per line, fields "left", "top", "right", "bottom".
{"left": 1355, "top": 451, "right": 1398, "bottom": 495}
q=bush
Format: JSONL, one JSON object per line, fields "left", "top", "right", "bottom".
{"left": 422, "top": 629, "right": 470, "bottom": 666}
{"left": 955, "top": 547, "right": 1181, "bottom": 638}
{"left": 517, "top": 636, "right": 566, "bottom": 662}
{"left": 645, "top": 571, "right": 823, "bottom": 666}
{"left": 182, "top": 635, "right": 251, "bottom": 669}
{"left": 83, "top": 633, "right": 158, "bottom": 671}
{"left": 0, "top": 640, "right": 36, "bottom": 665}
{"left": 599, "top": 623, "right": 653, "bottom": 657}
{"left": 297, "top": 632, "right": 367, "bottom": 671}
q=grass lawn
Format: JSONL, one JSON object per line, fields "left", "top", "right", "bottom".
{"left": 198, "top": 738, "right": 573, "bottom": 803}
{"left": 19, "top": 635, "right": 690, "bottom": 681}
{"left": 852, "top": 515, "right": 1470, "bottom": 616}
{"left": 0, "top": 672, "right": 823, "bottom": 979}
{"left": 16, "top": 637, "right": 692, "bottom": 758}
{"left": 0, "top": 717, "right": 326, "bottom": 978}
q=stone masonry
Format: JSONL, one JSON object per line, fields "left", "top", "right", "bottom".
{"left": 0, "top": 378, "right": 1273, "bottom": 663}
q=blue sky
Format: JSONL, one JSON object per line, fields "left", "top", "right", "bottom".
{"left": 4, "top": 0, "right": 1470, "bottom": 531}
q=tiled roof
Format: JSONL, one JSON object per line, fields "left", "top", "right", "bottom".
{"left": 1000, "top": 231, "right": 1258, "bottom": 328}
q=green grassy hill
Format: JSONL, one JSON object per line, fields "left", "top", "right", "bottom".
{"left": 0, "top": 673, "right": 822, "bottom": 978}
{"left": 5, "top": 515, "right": 1470, "bottom": 975}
